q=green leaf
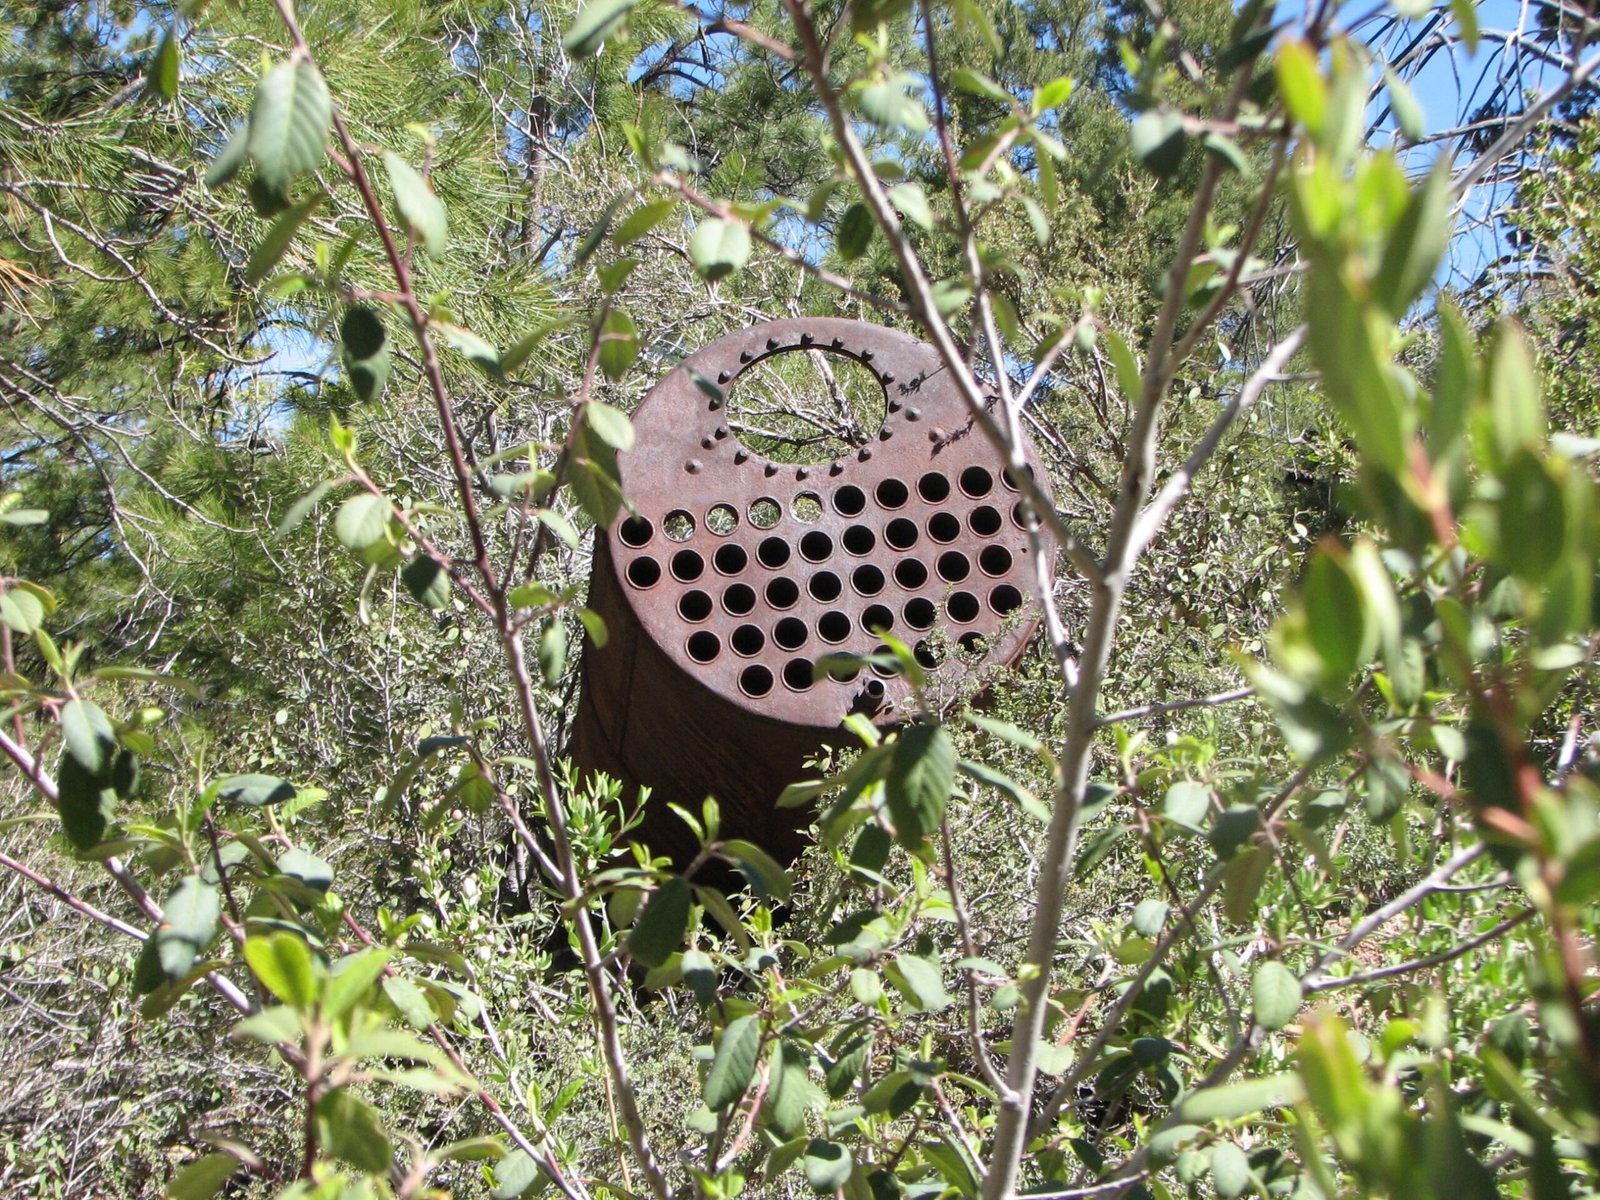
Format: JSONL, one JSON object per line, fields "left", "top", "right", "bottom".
{"left": 278, "top": 847, "right": 333, "bottom": 891}
{"left": 884, "top": 723, "right": 953, "bottom": 850}
{"left": 340, "top": 307, "right": 390, "bottom": 402}
{"left": 568, "top": 423, "right": 625, "bottom": 528}
{"left": 802, "top": 1140, "right": 853, "bottom": 1193}
{"left": 959, "top": 759, "right": 1047, "bottom": 823}
{"left": 500, "top": 317, "right": 575, "bottom": 376}
{"left": 164, "top": 1152, "right": 239, "bottom": 1200}
{"left": 315, "top": 1086, "right": 393, "bottom": 1174}
{"left": 688, "top": 217, "right": 752, "bottom": 282}
{"left": 826, "top": 1034, "right": 871, "bottom": 1098}
{"left": 218, "top": 772, "right": 295, "bottom": 808}
{"left": 1175, "top": 1072, "right": 1305, "bottom": 1122}
{"left": 156, "top": 876, "right": 221, "bottom": 979}
{"left": 322, "top": 948, "right": 391, "bottom": 1020}
{"left": 721, "top": 839, "right": 792, "bottom": 902}
{"left": 1276, "top": 41, "right": 1327, "bottom": 137}
{"left": 276, "top": 480, "right": 336, "bottom": 536}
{"left": 628, "top": 876, "right": 692, "bottom": 968}
{"left": 889, "top": 182, "right": 934, "bottom": 230}
{"left": 1496, "top": 449, "right": 1566, "bottom": 582}
{"left": 1449, "top": 0, "right": 1479, "bottom": 52}
{"left": 205, "top": 124, "right": 250, "bottom": 188}
{"left": 1252, "top": 961, "right": 1302, "bottom": 1030}
{"left": 1304, "top": 543, "right": 1372, "bottom": 679}
{"left": 442, "top": 325, "right": 502, "bottom": 378}
{"left": 0, "top": 587, "right": 44, "bottom": 634}
{"left": 402, "top": 554, "right": 450, "bottom": 611}
{"left": 1164, "top": 780, "right": 1211, "bottom": 830}
{"left": 1032, "top": 76, "right": 1074, "bottom": 113}
{"left": 150, "top": 28, "right": 180, "bottom": 102}
{"left": 681, "top": 949, "right": 718, "bottom": 1005}
{"left": 57, "top": 756, "right": 116, "bottom": 850}
{"left": 0, "top": 507, "right": 47, "bottom": 526}
{"left": 1210, "top": 1141, "right": 1253, "bottom": 1199}
{"left": 584, "top": 400, "right": 636, "bottom": 452}
{"left": 383, "top": 151, "right": 448, "bottom": 258}
{"left": 538, "top": 619, "right": 567, "bottom": 685}
{"left": 837, "top": 203, "right": 875, "bottom": 261}
{"left": 950, "top": 68, "right": 1012, "bottom": 103}
{"left": 1131, "top": 109, "right": 1186, "bottom": 176}
{"left": 248, "top": 60, "right": 331, "bottom": 193}
{"left": 704, "top": 1014, "right": 762, "bottom": 1110}
{"left": 493, "top": 1149, "right": 545, "bottom": 1199}
{"left": 588, "top": 309, "right": 635, "bottom": 384}
{"left": 564, "top": 0, "right": 638, "bottom": 57}
{"left": 62, "top": 699, "right": 117, "bottom": 777}
{"left": 1383, "top": 66, "right": 1425, "bottom": 142}
{"left": 383, "top": 975, "right": 437, "bottom": 1029}
{"left": 1132, "top": 898, "right": 1169, "bottom": 937}
{"left": 1373, "top": 159, "right": 1450, "bottom": 317}
{"left": 614, "top": 199, "right": 677, "bottom": 244}
{"left": 244, "top": 932, "right": 319, "bottom": 1008}
{"left": 1104, "top": 328, "right": 1142, "bottom": 404}
{"left": 335, "top": 493, "right": 389, "bottom": 551}
{"left": 244, "top": 190, "right": 322, "bottom": 284}
{"left": 889, "top": 953, "right": 950, "bottom": 1012}
{"left": 578, "top": 607, "right": 608, "bottom": 648}
{"left": 764, "top": 1040, "right": 812, "bottom": 1138}
{"left": 860, "top": 76, "right": 928, "bottom": 133}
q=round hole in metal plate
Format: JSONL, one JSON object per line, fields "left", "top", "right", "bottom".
{"left": 1012, "top": 500, "right": 1040, "bottom": 530}
{"left": 817, "top": 610, "right": 851, "bottom": 643}
{"left": 970, "top": 505, "right": 1002, "bottom": 536}
{"left": 783, "top": 658, "right": 815, "bottom": 691}
{"left": 732, "top": 623, "right": 766, "bottom": 657}
{"left": 979, "top": 545, "right": 1013, "bottom": 576}
{"left": 664, "top": 510, "right": 695, "bottom": 541}
{"left": 793, "top": 491, "right": 824, "bottom": 523}
{"left": 990, "top": 584, "right": 1023, "bottom": 615}
{"left": 957, "top": 631, "right": 989, "bottom": 661}
{"left": 757, "top": 536, "right": 791, "bottom": 569}
{"left": 740, "top": 664, "right": 774, "bottom": 697}
{"left": 928, "top": 512, "right": 960, "bottom": 543}
{"left": 748, "top": 497, "right": 781, "bottom": 529}
{"left": 774, "top": 616, "right": 808, "bottom": 650}
{"left": 687, "top": 631, "right": 721, "bottom": 663}
{"left": 960, "top": 465, "right": 994, "bottom": 498}
{"left": 800, "top": 530, "right": 833, "bottom": 562}
{"left": 861, "top": 604, "right": 894, "bottom": 634}
{"left": 870, "top": 645, "right": 900, "bottom": 677}
{"left": 948, "top": 591, "right": 980, "bottom": 623}
{"left": 619, "top": 516, "right": 653, "bottom": 547}
{"left": 885, "top": 518, "right": 918, "bottom": 550}
{"left": 937, "top": 551, "right": 971, "bottom": 583}
{"left": 1001, "top": 464, "right": 1035, "bottom": 491}
{"left": 706, "top": 503, "right": 738, "bottom": 535}
{"left": 852, "top": 564, "right": 886, "bottom": 596}
{"left": 842, "top": 525, "right": 876, "bottom": 556}
{"left": 904, "top": 597, "right": 937, "bottom": 629}
{"left": 671, "top": 548, "right": 705, "bottom": 582}
{"left": 833, "top": 485, "right": 867, "bottom": 517}
{"left": 766, "top": 577, "right": 800, "bottom": 610}
{"left": 914, "top": 639, "right": 943, "bottom": 669}
{"left": 678, "top": 590, "right": 713, "bottom": 622}
{"left": 722, "top": 582, "right": 756, "bottom": 615}
{"left": 626, "top": 557, "right": 662, "bottom": 589}
{"left": 875, "top": 478, "right": 909, "bottom": 509}
{"left": 917, "top": 471, "right": 951, "bottom": 503}
{"left": 894, "top": 559, "right": 929, "bottom": 589}
{"left": 809, "top": 571, "right": 843, "bottom": 602}
{"left": 714, "top": 543, "right": 748, "bottom": 575}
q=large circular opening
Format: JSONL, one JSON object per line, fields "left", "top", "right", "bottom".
{"left": 740, "top": 664, "right": 774, "bottom": 697}
{"left": 627, "top": 557, "right": 662, "bottom": 589}
{"left": 723, "top": 583, "right": 756, "bottom": 615}
{"left": 619, "top": 516, "right": 653, "bottom": 547}
{"left": 809, "top": 571, "right": 843, "bottom": 602}
{"left": 783, "top": 658, "right": 814, "bottom": 691}
{"left": 671, "top": 549, "right": 705, "bottom": 583}
{"left": 766, "top": 577, "right": 800, "bottom": 609}
{"left": 970, "top": 505, "right": 1002, "bottom": 537}
{"left": 818, "top": 610, "right": 851, "bottom": 643}
{"left": 678, "top": 590, "right": 713, "bottom": 622}
{"left": 894, "top": 559, "right": 928, "bottom": 589}
{"left": 724, "top": 350, "right": 887, "bottom": 464}
{"left": 774, "top": 616, "right": 808, "bottom": 650}
{"left": 732, "top": 624, "right": 766, "bottom": 657}
{"left": 757, "top": 537, "right": 792, "bottom": 569}
{"left": 800, "top": 531, "right": 834, "bottom": 562}
{"left": 714, "top": 544, "right": 748, "bottom": 575}
{"left": 687, "top": 631, "right": 721, "bottom": 663}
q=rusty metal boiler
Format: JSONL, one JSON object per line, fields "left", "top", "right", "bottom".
{"left": 571, "top": 318, "right": 1057, "bottom": 868}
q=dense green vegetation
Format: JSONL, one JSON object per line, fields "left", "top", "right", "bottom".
{"left": 2, "top": 0, "right": 1599, "bottom": 1198}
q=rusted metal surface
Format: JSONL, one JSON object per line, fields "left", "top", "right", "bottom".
{"left": 572, "top": 318, "right": 1056, "bottom": 866}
